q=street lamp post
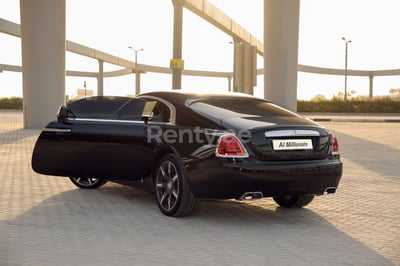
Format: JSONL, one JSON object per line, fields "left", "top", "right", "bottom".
{"left": 341, "top": 37, "right": 352, "bottom": 101}
{"left": 128, "top": 46, "right": 144, "bottom": 68}
{"left": 128, "top": 46, "right": 144, "bottom": 95}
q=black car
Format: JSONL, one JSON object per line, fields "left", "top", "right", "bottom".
{"left": 32, "top": 91, "right": 342, "bottom": 217}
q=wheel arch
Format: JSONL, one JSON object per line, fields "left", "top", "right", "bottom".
{"left": 153, "top": 151, "right": 199, "bottom": 216}
{"left": 151, "top": 145, "right": 181, "bottom": 181}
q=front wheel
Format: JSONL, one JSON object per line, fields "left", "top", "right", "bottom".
{"left": 273, "top": 194, "right": 314, "bottom": 208}
{"left": 69, "top": 177, "right": 107, "bottom": 189}
{"left": 154, "top": 154, "right": 199, "bottom": 217}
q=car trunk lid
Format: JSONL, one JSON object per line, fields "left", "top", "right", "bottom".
{"left": 245, "top": 126, "right": 331, "bottom": 161}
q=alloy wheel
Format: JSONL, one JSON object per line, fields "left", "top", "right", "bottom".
{"left": 155, "top": 160, "right": 180, "bottom": 212}
{"left": 69, "top": 177, "right": 107, "bottom": 189}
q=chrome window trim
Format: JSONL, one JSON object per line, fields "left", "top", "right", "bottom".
{"left": 43, "top": 128, "right": 72, "bottom": 133}
{"left": 147, "top": 121, "right": 174, "bottom": 126}
{"left": 265, "top": 129, "right": 320, "bottom": 138}
{"left": 67, "top": 118, "right": 145, "bottom": 125}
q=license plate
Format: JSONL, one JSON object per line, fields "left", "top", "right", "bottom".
{"left": 272, "top": 139, "right": 313, "bottom": 150}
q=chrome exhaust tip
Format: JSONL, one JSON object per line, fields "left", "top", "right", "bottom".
{"left": 238, "top": 192, "right": 263, "bottom": 201}
{"left": 323, "top": 187, "right": 337, "bottom": 195}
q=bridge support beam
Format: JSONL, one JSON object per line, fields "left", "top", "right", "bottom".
{"left": 233, "top": 41, "right": 257, "bottom": 95}
{"left": 171, "top": 0, "right": 183, "bottom": 90}
{"left": 264, "top": 0, "right": 300, "bottom": 111}
{"left": 20, "top": 0, "right": 66, "bottom": 128}
{"left": 369, "top": 74, "right": 374, "bottom": 99}
{"left": 98, "top": 60, "right": 104, "bottom": 96}
{"left": 135, "top": 72, "right": 141, "bottom": 95}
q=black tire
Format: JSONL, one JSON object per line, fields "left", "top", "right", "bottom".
{"left": 154, "top": 154, "right": 199, "bottom": 217}
{"left": 69, "top": 177, "right": 108, "bottom": 189}
{"left": 273, "top": 194, "right": 314, "bottom": 208}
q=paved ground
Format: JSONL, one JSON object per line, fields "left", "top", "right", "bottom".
{"left": 0, "top": 110, "right": 399, "bottom": 266}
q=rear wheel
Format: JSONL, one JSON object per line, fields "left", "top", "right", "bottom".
{"left": 69, "top": 177, "right": 107, "bottom": 189}
{"left": 273, "top": 195, "right": 314, "bottom": 208}
{"left": 154, "top": 154, "right": 199, "bottom": 217}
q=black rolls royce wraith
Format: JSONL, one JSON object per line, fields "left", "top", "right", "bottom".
{"left": 32, "top": 91, "right": 343, "bottom": 217}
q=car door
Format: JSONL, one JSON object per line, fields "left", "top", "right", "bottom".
{"left": 32, "top": 98, "right": 148, "bottom": 180}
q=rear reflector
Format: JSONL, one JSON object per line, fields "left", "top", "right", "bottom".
{"left": 216, "top": 134, "right": 249, "bottom": 158}
{"left": 332, "top": 134, "right": 339, "bottom": 153}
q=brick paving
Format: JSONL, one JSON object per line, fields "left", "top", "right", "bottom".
{"left": 0, "top": 110, "right": 399, "bottom": 266}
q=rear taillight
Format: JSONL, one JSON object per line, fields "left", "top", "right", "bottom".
{"left": 332, "top": 134, "right": 339, "bottom": 154}
{"left": 216, "top": 134, "right": 249, "bottom": 158}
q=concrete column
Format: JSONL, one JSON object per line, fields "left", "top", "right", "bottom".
{"left": 20, "top": 0, "right": 66, "bottom": 128}
{"left": 264, "top": 0, "right": 300, "bottom": 111}
{"left": 233, "top": 41, "right": 244, "bottom": 92}
{"left": 243, "top": 44, "right": 256, "bottom": 95}
{"left": 135, "top": 72, "right": 141, "bottom": 95}
{"left": 369, "top": 73, "right": 374, "bottom": 99}
{"left": 98, "top": 60, "right": 104, "bottom": 96}
{"left": 171, "top": 0, "right": 183, "bottom": 90}
{"left": 233, "top": 41, "right": 256, "bottom": 95}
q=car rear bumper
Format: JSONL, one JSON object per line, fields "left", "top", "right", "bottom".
{"left": 186, "top": 159, "right": 343, "bottom": 199}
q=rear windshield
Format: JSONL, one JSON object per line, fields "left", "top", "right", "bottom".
{"left": 188, "top": 98, "right": 298, "bottom": 123}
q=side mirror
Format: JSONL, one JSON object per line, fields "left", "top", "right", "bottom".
{"left": 141, "top": 115, "right": 150, "bottom": 124}
{"left": 57, "top": 106, "right": 76, "bottom": 123}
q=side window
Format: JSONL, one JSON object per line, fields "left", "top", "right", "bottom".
{"left": 143, "top": 100, "right": 170, "bottom": 123}
{"left": 67, "top": 96, "right": 131, "bottom": 119}
{"left": 114, "top": 99, "right": 145, "bottom": 121}
{"left": 152, "top": 102, "right": 170, "bottom": 122}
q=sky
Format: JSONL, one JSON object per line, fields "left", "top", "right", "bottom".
{"left": 1, "top": 0, "right": 400, "bottom": 100}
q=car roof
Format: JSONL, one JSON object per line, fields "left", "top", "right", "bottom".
{"left": 138, "top": 90, "right": 264, "bottom": 106}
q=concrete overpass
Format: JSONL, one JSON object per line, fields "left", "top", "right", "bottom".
{"left": 2, "top": 16, "right": 398, "bottom": 98}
